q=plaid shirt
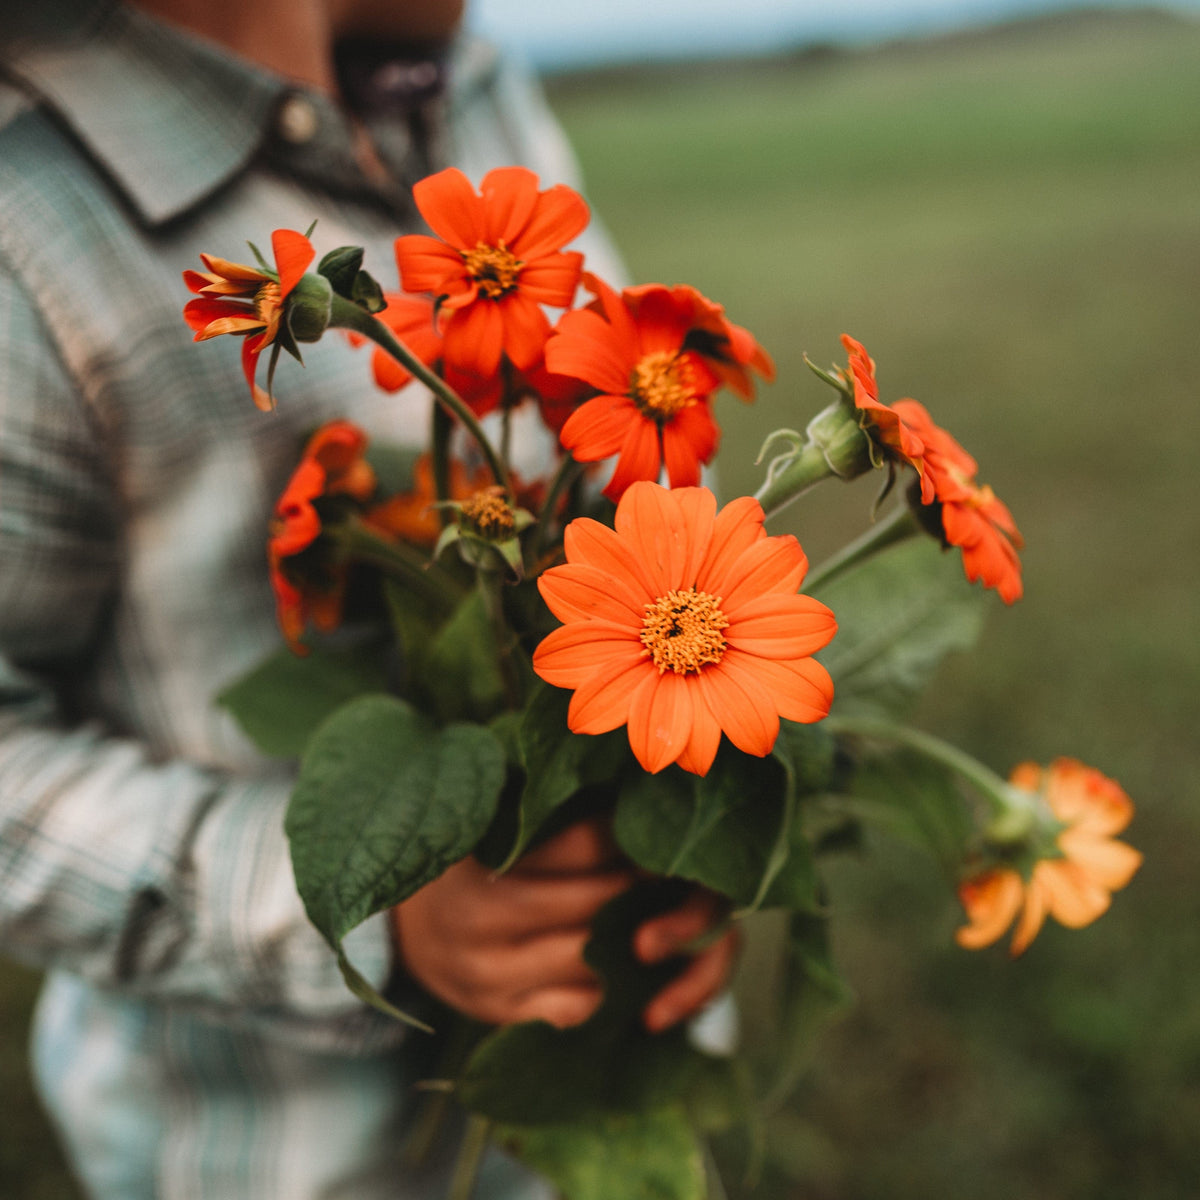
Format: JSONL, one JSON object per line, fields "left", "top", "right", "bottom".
{"left": 0, "top": 4, "right": 618, "bottom": 1196}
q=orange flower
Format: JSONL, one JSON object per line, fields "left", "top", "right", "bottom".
{"left": 956, "top": 758, "right": 1143, "bottom": 955}
{"left": 269, "top": 421, "right": 376, "bottom": 652}
{"left": 549, "top": 275, "right": 771, "bottom": 500}
{"left": 892, "top": 398, "right": 1024, "bottom": 603}
{"left": 533, "top": 481, "right": 836, "bottom": 776}
{"left": 394, "top": 167, "right": 589, "bottom": 378}
{"left": 184, "top": 229, "right": 315, "bottom": 411}
{"left": 838, "top": 334, "right": 935, "bottom": 502}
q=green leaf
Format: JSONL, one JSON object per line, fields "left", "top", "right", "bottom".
{"left": 494, "top": 1106, "right": 706, "bottom": 1200}
{"left": 837, "top": 746, "right": 976, "bottom": 871}
{"left": 425, "top": 588, "right": 508, "bottom": 722}
{"left": 457, "top": 880, "right": 734, "bottom": 1126}
{"left": 816, "top": 537, "right": 987, "bottom": 720}
{"left": 216, "top": 641, "right": 390, "bottom": 758}
{"left": 763, "top": 912, "right": 854, "bottom": 1111}
{"left": 614, "top": 748, "right": 819, "bottom": 912}
{"left": 284, "top": 695, "right": 505, "bottom": 1020}
{"left": 498, "top": 684, "right": 628, "bottom": 870}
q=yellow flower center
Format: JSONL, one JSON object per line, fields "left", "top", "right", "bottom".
{"left": 630, "top": 351, "right": 701, "bottom": 420}
{"left": 461, "top": 242, "right": 523, "bottom": 299}
{"left": 461, "top": 487, "right": 515, "bottom": 538}
{"left": 640, "top": 587, "right": 729, "bottom": 675}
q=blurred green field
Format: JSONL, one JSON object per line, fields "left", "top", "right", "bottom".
{"left": 548, "top": 8, "right": 1200, "bottom": 1200}
{"left": 3, "top": 8, "right": 1199, "bottom": 1197}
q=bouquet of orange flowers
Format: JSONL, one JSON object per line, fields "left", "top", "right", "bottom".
{"left": 185, "top": 167, "right": 1141, "bottom": 1199}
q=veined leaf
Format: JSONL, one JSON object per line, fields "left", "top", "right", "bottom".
{"left": 815, "top": 537, "right": 987, "bottom": 720}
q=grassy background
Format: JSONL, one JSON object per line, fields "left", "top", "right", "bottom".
{"left": 2, "top": 7, "right": 1198, "bottom": 1196}
{"left": 547, "top": 8, "right": 1200, "bottom": 1200}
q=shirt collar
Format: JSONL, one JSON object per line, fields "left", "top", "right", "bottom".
{"left": 1, "top": 1, "right": 312, "bottom": 227}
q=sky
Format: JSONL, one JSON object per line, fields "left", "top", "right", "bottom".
{"left": 467, "top": 0, "right": 1200, "bottom": 70}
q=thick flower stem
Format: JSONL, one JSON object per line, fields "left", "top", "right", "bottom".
{"left": 447, "top": 1114, "right": 493, "bottom": 1200}
{"left": 431, "top": 401, "right": 454, "bottom": 520}
{"left": 477, "top": 569, "right": 522, "bottom": 710}
{"left": 803, "top": 503, "right": 921, "bottom": 595}
{"left": 327, "top": 294, "right": 514, "bottom": 502}
{"left": 754, "top": 440, "right": 837, "bottom": 519}
{"left": 337, "top": 519, "right": 466, "bottom": 613}
{"left": 822, "top": 714, "right": 1035, "bottom": 827}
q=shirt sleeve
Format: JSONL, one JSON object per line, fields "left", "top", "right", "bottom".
{"left": 0, "top": 264, "right": 405, "bottom": 1055}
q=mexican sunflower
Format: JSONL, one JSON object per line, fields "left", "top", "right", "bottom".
{"left": 956, "top": 759, "right": 1142, "bottom": 955}
{"left": 548, "top": 275, "right": 773, "bottom": 501}
{"left": 533, "top": 481, "right": 836, "bottom": 776}
{"left": 184, "top": 229, "right": 315, "bottom": 411}
{"left": 269, "top": 420, "right": 376, "bottom": 652}
{"left": 892, "top": 398, "right": 1024, "bottom": 603}
{"left": 393, "top": 166, "right": 589, "bottom": 378}
{"left": 838, "top": 334, "right": 934, "bottom": 502}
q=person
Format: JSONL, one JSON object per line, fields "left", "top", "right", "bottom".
{"left": 0, "top": 2, "right": 737, "bottom": 1196}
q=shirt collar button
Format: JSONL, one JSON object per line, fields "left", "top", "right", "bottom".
{"left": 276, "top": 93, "right": 320, "bottom": 145}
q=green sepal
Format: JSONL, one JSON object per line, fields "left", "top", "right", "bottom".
{"left": 284, "top": 695, "right": 506, "bottom": 1026}
{"left": 286, "top": 272, "right": 333, "bottom": 343}
{"left": 216, "top": 639, "right": 392, "bottom": 758}
{"left": 317, "top": 245, "right": 364, "bottom": 295}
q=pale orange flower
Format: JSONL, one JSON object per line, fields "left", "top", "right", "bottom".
{"left": 532, "top": 481, "right": 836, "bottom": 776}
{"left": 956, "top": 758, "right": 1143, "bottom": 955}
{"left": 184, "top": 229, "right": 315, "bottom": 410}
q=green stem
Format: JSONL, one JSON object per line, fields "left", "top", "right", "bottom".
{"left": 328, "top": 295, "right": 513, "bottom": 502}
{"left": 803, "top": 503, "right": 921, "bottom": 595}
{"left": 533, "top": 455, "right": 586, "bottom": 559}
{"left": 447, "top": 1114, "right": 492, "bottom": 1200}
{"left": 754, "top": 440, "right": 836, "bottom": 519}
{"left": 822, "top": 714, "right": 1019, "bottom": 816}
{"left": 337, "top": 518, "right": 465, "bottom": 613}
{"left": 431, "top": 401, "right": 454, "bottom": 523}
{"left": 477, "top": 570, "right": 522, "bottom": 710}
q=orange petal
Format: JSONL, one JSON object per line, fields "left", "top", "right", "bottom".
{"left": 562, "top": 517, "right": 657, "bottom": 599}
{"left": 537, "top": 561, "right": 646, "bottom": 626}
{"left": 724, "top": 593, "right": 837, "bottom": 658}
{"left": 519, "top": 252, "right": 584, "bottom": 308}
{"left": 413, "top": 167, "right": 485, "bottom": 248}
{"left": 626, "top": 669, "right": 693, "bottom": 774}
{"left": 272, "top": 229, "right": 315, "bottom": 298}
{"left": 1036, "top": 859, "right": 1111, "bottom": 929}
{"left": 443, "top": 298, "right": 504, "bottom": 377}
{"left": 955, "top": 869, "right": 1023, "bottom": 950}
{"left": 725, "top": 650, "right": 833, "bottom": 725}
{"left": 1010, "top": 875, "right": 1048, "bottom": 956}
{"left": 675, "top": 684, "right": 723, "bottom": 776}
{"left": 199, "top": 253, "right": 268, "bottom": 283}
{"left": 1059, "top": 831, "right": 1143, "bottom": 892}
{"left": 498, "top": 291, "right": 551, "bottom": 371}
{"left": 695, "top": 657, "right": 778, "bottom": 758}
{"left": 718, "top": 534, "right": 808, "bottom": 613}
{"left": 532, "top": 620, "right": 643, "bottom": 689}
{"left": 395, "top": 234, "right": 471, "bottom": 297}
{"left": 603, "top": 415, "right": 662, "bottom": 501}
{"left": 560, "top": 394, "right": 639, "bottom": 462}
{"left": 514, "top": 182, "right": 590, "bottom": 260}
{"left": 660, "top": 402, "right": 718, "bottom": 490}
{"left": 613, "top": 479, "right": 693, "bottom": 596}
{"left": 567, "top": 653, "right": 653, "bottom": 735}
{"left": 478, "top": 166, "right": 540, "bottom": 246}
{"left": 547, "top": 308, "right": 636, "bottom": 394}
{"left": 695, "top": 495, "right": 766, "bottom": 594}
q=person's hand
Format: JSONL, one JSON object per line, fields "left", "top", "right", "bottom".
{"left": 391, "top": 817, "right": 739, "bottom": 1032}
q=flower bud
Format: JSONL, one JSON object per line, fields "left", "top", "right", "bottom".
{"left": 286, "top": 273, "right": 333, "bottom": 343}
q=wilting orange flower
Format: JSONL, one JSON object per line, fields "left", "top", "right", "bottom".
{"left": 394, "top": 166, "right": 589, "bottom": 378}
{"left": 549, "top": 275, "right": 772, "bottom": 500}
{"left": 892, "top": 398, "right": 1024, "bottom": 603}
{"left": 838, "top": 334, "right": 934, "bottom": 502}
{"left": 533, "top": 481, "right": 836, "bottom": 776}
{"left": 184, "top": 229, "right": 315, "bottom": 411}
{"left": 956, "top": 758, "right": 1143, "bottom": 955}
{"left": 269, "top": 421, "right": 376, "bottom": 652}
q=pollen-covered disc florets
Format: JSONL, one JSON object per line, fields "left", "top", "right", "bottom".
{"left": 640, "top": 587, "right": 728, "bottom": 674}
